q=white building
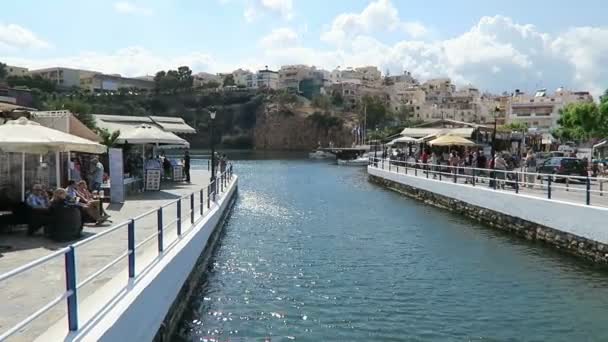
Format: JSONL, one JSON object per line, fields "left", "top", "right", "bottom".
{"left": 507, "top": 88, "right": 594, "bottom": 132}
{"left": 29, "top": 67, "right": 97, "bottom": 88}
{"left": 5, "top": 65, "right": 29, "bottom": 77}
{"left": 232, "top": 69, "right": 253, "bottom": 87}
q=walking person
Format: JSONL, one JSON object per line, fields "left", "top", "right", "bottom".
{"left": 524, "top": 151, "right": 537, "bottom": 188}
{"left": 89, "top": 158, "right": 104, "bottom": 192}
{"left": 477, "top": 150, "right": 487, "bottom": 183}
{"left": 183, "top": 150, "right": 191, "bottom": 183}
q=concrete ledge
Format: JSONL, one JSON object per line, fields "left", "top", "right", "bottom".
{"left": 369, "top": 167, "right": 608, "bottom": 265}
{"left": 36, "top": 177, "right": 238, "bottom": 342}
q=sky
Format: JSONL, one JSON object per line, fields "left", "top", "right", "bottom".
{"left": 1, "top": 0, "right": 608, "bottom": 96}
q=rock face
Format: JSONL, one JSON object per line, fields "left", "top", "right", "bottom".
{"left": 369, "top": 175, "right": 608, "bottom": 265}
{"left": 253, "top": 103, "right": 355, "bottom": 150}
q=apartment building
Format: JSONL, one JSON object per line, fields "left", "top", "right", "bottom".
{"left": 507, "top": 88, "right": 594, "bottom": 132}
{"left": 5, "top": 65, "right": 29, "bottom": 77}
{"left": 29, "top": 67, "right": 97, "bottom": 88}
{"left": 80, "top": 73, "right": 155, "bottom": 92}
{"left": 256, "top": 68, "right": 279, "bottom": 89}
{"left": 232, "top": 69, "right": 253, "bottom": 87}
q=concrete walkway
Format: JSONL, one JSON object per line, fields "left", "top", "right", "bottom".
{"left": 372, "top": 160, "right": 608, "bottom": 208}
{"left": 0, "top": 170, "right": 210, "bottom": 341}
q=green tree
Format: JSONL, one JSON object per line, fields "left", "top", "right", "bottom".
{"left": 556, "top": 101, "right": 608, "bottom": 141}
{"left": 176, "top": 66, "right": 193, "bottom": 90}
{"left": 501, "top": 121, "right": 528, "bottom": 132}
{"left": 201, "top": 80, "right": 221, "bottom": 89}
{"left": 0, "top": 62, "right": 7, "bottom": 80}
{"left": 223, "top": 74, "right": 235, "bottom": 87}
{"left": 6, "top": 75, "right": 56, "bottom": 93}
{"left": 330, "top": 90, "right": 343, "bottom": 106}
{"left": 98, "top": 128, "right": 121, "bottom": 147}
{"left": 361, "top": 95, "right": 389, "bottom": 129}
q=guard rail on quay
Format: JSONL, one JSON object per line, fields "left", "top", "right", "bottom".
{"left": 368, "top": 157, "right": 608, "bottom": 208}
{"left": 0, "top": 165, "right": 235, "bottom": 341}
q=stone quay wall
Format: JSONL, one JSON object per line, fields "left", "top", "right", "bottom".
{"left": 369, "top": 170, "right": 608, "bottom": 265}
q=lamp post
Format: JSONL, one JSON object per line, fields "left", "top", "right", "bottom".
{"left": 490, "top": 106, "right": 500, "bottom": 187}
{"left": 209, "top": 110, "right": 217, "bottom": 183}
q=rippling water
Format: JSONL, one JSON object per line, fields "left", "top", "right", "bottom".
{"left": 177, "top": 155, "right": 608, "bottom": 341}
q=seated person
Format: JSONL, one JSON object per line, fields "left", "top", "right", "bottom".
{"left": 75, "top": 180, "right": 110, "bottom": 223}
{"left": 48, "top": 188, "right": 83, "bottom": 240}
{"left": 26, "top": 184, "right": 51, "bottom": 235}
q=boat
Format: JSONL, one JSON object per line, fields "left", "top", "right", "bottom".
{"left": 337, "top": 153, "right": 369, "bottom": 166}
{"left": 309, "top": 150, "right": 335, "bottom": 159}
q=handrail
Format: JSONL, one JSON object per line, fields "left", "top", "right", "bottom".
{"left": 0, "top": 164, "right": 235, "bottom": 340}
{"left": 0, "top": 247, "right": 70, "bottom": 282}
{"left": 369, "top": 157, "right": 605, "bottom": 206}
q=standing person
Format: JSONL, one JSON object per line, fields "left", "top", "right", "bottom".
{"left": 430, "top": 152, "right": 438, "bottom": 179}
{"left": 494, "top": 153, "right": 508, "bottom": 189}
{"left": 524, "top": 151, "right": 537, "bottom": 188}
{"left": 476, "top": 150, "right": 487, "bottom": 183}
{"left": 90, "top": 158, "right": 104, "bottom": 192}
{"left": 449, "top": 151, "right": 460, "bottom": 176}
{"left": 183, "top": 150, "right": 191, "bottom": 183}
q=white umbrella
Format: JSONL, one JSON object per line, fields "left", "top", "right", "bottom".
{"left": 0, "top": 117, "right": 106, "bottom": 200}
{"left": 0, "top": 117, "right": 106, "bottom": 154}
{"left": 387, "top": 136, "right": 418, "bottom": 146}
{"left": 115, "top": 124, "right": 189, "bottom": 147}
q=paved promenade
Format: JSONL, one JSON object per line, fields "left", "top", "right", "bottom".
{"left": 0, "top": 170, "right": 210, "bottom": 341}
{"left": 372, "top": 160, "right": 608, "bottom": 208}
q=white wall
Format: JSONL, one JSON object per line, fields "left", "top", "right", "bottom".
{"left": 369, "top": 167, "right": 608, "bottom": 244}
{"left": 37, "top": 178, "right": 238, "bottom": 342}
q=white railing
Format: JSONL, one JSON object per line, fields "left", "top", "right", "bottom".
{"left": 0, "top": 165, "right": 235, "bottom": 341}
{"left": 369, "top": 157, "right": 608, "bottom": 207}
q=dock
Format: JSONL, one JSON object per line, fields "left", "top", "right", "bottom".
{"left": 0, "top": 170, "right": 211, "bottom": 341}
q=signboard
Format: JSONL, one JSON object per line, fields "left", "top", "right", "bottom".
{"left": 109, "top": 148, "right": 125, "bottom": 203}
{"left": 173, "top": 165, "right": 183, "bottom": 181}
{"left": 145, "top": 169, "right": 161, "bottom": 191}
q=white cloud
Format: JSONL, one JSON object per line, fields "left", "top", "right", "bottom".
{"left": 244, "top": 0, "right": 293, "bottom": 22}
{"left": 259, "top": 28, "right": 298, "bottom": 48}
{"left": 3, "top": 47, "right": 222, "bottom": 77}
{"left": 0, "top": 23, "right": 50, "bottom": 51}
{"left": 321, "top": 0, "right": 428, "bottom": 44}
{"left": 113, "top": 2, "right": 153, "bottom": 16}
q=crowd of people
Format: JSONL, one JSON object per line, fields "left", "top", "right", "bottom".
{"left": 387, "top": 147, "right": 545, "bottom": 189}
{"left": 25, "top": 179, "right": 111, "bottom": 239}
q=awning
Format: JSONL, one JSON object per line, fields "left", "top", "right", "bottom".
{"left": 149, "top": 116, "right": 196, "bottom": 134}
{"left": 400, "top": 127, "right": 475, "bottom": 138}
{"left": 115, "top": 124, "right": 189, "bottom": 147}
{"left": 387, "top": 136, "right": 417, "bottom": 145}
{"left": 0, "top": 102, "right": 37, "bottom": 112}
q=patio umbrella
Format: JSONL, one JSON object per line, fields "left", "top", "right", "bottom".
{"left": 0, "top": 117, "right": 106, "bottom": 200}
{"left": 429, "top": 135, "right": 477, "bottom": 147}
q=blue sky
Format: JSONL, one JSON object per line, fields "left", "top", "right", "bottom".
{"left": 1, "top": 0, "right": 608, "bottom": 95}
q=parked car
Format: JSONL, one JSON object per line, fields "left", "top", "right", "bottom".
{"left": 537, "top": 157, "right": 588, "bottom": 182}
{"left": 536, "top": 151, "right": 566, "bottom": 167}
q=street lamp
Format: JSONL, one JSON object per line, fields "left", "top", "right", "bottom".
{"left": 490, "top": 106, "right": 500, "bottom": 187}
{"left": 209, "top": 110, "right": 217, "bottom": 183}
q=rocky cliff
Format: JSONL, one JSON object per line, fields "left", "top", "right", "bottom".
{"left": 253, "top": 101, "right": 355, "bottom": 150}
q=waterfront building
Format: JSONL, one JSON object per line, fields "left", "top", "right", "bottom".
{"left": 506, "top": 88, "right": 594, "bottom": 132}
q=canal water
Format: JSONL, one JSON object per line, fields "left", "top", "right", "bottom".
{"left": 178, "top": 154, "right": 608, "bottom": 341}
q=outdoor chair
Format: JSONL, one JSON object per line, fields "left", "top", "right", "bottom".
{"left": 46, "top": 205, "right": 83, "bottom": 241}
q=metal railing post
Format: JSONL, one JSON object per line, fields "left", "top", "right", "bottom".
{"left": 601, "top": 180, "right": 604, "bottom": 197}
{"left": 492, "top": 170, "right": 497, "bottom": 190}
{"left": 415, "top": 165, "right": 418, "bottom": 176}
{"left": 547, "top": 176, "right": 552, "bottom": 199}
{"left": 157, "top": 208, "right": 163, "bottom": 252}
{"left": 200, "top": 189, "right": 204, "bottom": 215}
{"left": 382, "top": 158, "right": 385, "bottom": 170}
{"left": 213, "top": 181, "right": 217, "bottom": 202}
{"left": 566, "top": 177, "right": 569, "bottom": 191}
{"left": 453, "top": 168, "right": 457, "bottom": 183}
{"left": 64, "top": 246, "right": 78, "bottom": 331}
{"left": 207, "top": 186, "right": 211, "bottom": 208}
{"left": 190, "top": 193, "right": 195, "bottom": 223}
{"left": 128, "top": 220, "right": 135, "bottom": 278}
{"left": 586, "top": 176, "right": 591, "bottom": 205}
{"left": 515, "top": 172, "right": 519, "bottom": 194}
{"left": 176, "top": 200, "right": 182, "bottom": 236}
{"left": 472, "top": 168, "right": 476, "bottom": 186}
